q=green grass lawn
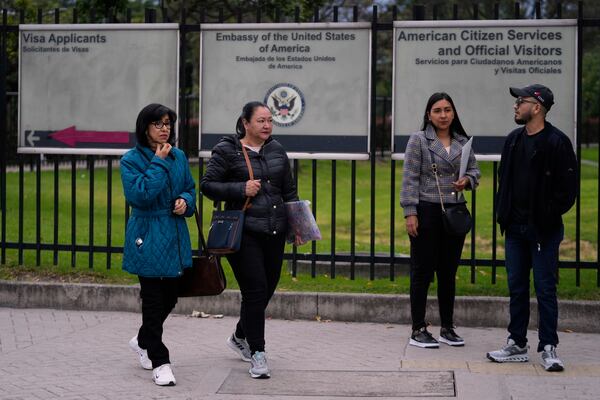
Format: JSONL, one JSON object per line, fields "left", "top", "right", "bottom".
{"left": 1, "top": 154, "right": 598, "bottom": 299}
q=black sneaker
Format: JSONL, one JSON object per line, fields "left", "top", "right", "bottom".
{"left": 409, "top": 327, "right": 439, "bottom": 348}
{"left": 438, "top": 327, "right": 465, "bottom": 346}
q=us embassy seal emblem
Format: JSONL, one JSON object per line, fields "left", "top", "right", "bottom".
{"left": 264, "top": 83, "right": 305, "bottom": 127}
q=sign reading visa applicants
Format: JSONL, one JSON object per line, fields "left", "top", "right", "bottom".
{"left": 392, "top": 19, "right": 577, "bottom": 159}
{"left": 18, "top": 24, "right": 179, "bottom": 155}
{"left": 199, "top": 23, "right": 371, "bottom": 160}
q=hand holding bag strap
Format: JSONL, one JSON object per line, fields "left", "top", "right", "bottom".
{"left": 240, "top": 144, "right": 254, "bottom": 211}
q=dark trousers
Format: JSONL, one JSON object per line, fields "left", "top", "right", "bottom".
{"left": 409, "top": 202, "right": 466, "bottom": 331}
{"left": 505, "top": 224, "right": 563, "bottom": 352}
{"left": 137, "top": 276, "right": 179, "bottom": 369}
{"left": 227, "top": 230, "right": 286, "bottom": 354}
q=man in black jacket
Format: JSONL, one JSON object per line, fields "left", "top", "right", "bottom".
{"left": 486, "top": 84, "right": 577, "bottom": 372}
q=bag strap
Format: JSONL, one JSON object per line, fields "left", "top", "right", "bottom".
{"left": 213, "top": 143, "right": 255, "bottom": 212}
{"left": 428, "top": 149, "right": 446, "bottom": 213}
{"left": 194, "top": 209, "right": 209, "bottom": 254}
{"left": 240, "top": 144, "right": 253, "bottom": 211}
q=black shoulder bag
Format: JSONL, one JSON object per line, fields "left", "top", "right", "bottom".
{"left": 429, "top": 150, "right": 472, "bottom": 236}
{"left": 206, "top": 144, "right": 253, "bottom": 254}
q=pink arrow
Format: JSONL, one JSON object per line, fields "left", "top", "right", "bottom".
{"left": 49, "top": 126, "right": 130, "bottom": 147}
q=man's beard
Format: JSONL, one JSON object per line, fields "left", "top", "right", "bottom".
{"left": 514, "top": 111, "right": 531, "bottom": 125}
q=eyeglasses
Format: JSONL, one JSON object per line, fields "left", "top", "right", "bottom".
{"left": 514, "top": 98, "right": 538, "bottom": 107}
{"left": 151, "top": 120, "right": 171, "bottom": 129}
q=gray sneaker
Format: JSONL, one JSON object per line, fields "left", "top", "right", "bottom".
{"left": 227, "top": 334, "right": 252, "bottom": 362}
{"left": 249, "top": 351, "right": 270, "bottom": 379}
{"left": 486, "top": 339, "right": 529, "bottom": 362}
{"left": 541, "top": 345, "right": 564, "bottom": 372}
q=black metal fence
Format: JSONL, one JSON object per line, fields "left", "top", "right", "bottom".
{"left": 1, "top": 3, "right": 599, "bottom": 287}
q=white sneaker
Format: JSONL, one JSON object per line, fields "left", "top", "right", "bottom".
{"left": 153, "top": 363, "right": 176, "bottom": 386}
{"left": 249, "top": 351, "right": 270, "bottom": 379}
{"left": 541, "top": 345, "right": 565, "bottom": 372}
{"left": 129, "top": 335, "right": 152, "bottom": 370}
{"left": 226, "top": 333, "right": 252, "bottom": 362}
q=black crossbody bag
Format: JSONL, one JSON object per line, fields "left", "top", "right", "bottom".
{"left": 428, "top": 149, "right": 472, "bottom": 236}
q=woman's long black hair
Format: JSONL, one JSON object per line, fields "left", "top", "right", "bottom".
{"left": 420, "top": 92, "right": 468, "bottom": 138}
{"left": 135, "top": 103, "right": 177, "bottom": 147}
{"left": 236, "top": 101, "right": 268, "bottom": 138}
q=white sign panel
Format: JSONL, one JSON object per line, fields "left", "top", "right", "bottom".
{"left": 392, "top": 20, "right": 577, "bottom": 158}
{"left": 18, "top": 24, "right": 179, "bottom": 155}
{"left": 200, "top": 23, "right": 371, "bottom": 160}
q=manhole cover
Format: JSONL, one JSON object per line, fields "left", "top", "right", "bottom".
{"left": 218, "top": 369, "right": 455, "bottom": 397}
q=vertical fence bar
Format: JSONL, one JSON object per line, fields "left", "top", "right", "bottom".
{"left": 535, "top": 2, "right": 541, "bottom": 18}
{"left": 369, "top": 5, "right": 378, "bottom": 280}
{"left": 453, "top": 4, "right": 458, "bottom": 20}
{"left": 311, "top": 159, "right": 317, "bottom": 277}
{"left": 0, "top": 9, "right": 7, "bottom": 264}
{"left": 492, "top": 161, "right": 498, "bottom": 284}
{"left": 350, "top": 160, "right": 356, "bottom": 280}
{"left": 89, "top": 156, "right": 95, "bottom": 269}
{"left": 575, "top": 2, "right": 583, "bottom": 286}
{"left": 331, "top": 160, "right": 336, "bottom": 278}
{"left": 37, "top": 8, "right": 42, "bottom": 24}
{"left": 292, "top": 159, "right": 299, "bottom": 276}
{"left": 35, "top": 156, "right": 41, "bottom": 266}
{"left": 557, "top": 3, "right": 562, "bottom": 19}
{"left": 494, "top": 3, "right": 500, "bottom": 19}
{"left": 106, "top": 158, "right": 112, "bottom": 269}
{"left": 470, "top": 190, "right": 476, "bottom": 283}
{"left": 390, "top": 160, "right": 396, "bottom": 280}
{"left": 198, "top": 157, "right": 204, "bottom": 247}
{"left": 53, "top": 160, "right": 59, "bottom": 265}
{"left": 294, "top": 6, "right": 300, "bottom": 23}
{"left": 350, "top": 4, "right": 357, "bottom": 280}
{"left": 71, "top": 157, "right": 76, "bottom": 267}
{"left": 514, "top": 2, "right": 520, "bottom": 19}
{"left": 18, "top": 158, "right": 24, "bottom": 265}
{"left": 473, "top": 4, "right": 479, "bottom": 19}
{"left": 597, "top": 92, "right": 600, "bottom": 287}
{"left": 55, "top": 7, "right": 60, "bottom": 23}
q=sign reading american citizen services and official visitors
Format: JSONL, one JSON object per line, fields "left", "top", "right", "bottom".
{"left": 392, "top": 19, "right": 577, "bottom": 158}
{"left": 199, "top": 23, "right": 371, "bottom": 160}
{"left": 18, "top": 24, "right": 179, "bottom": 155}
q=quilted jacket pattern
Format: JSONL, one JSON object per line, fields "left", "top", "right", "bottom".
{"left": 120, "top": 145, "right": 196, "bottom": 277}
{"left": 200, "top": 135, "right": 298, "bottom": 235}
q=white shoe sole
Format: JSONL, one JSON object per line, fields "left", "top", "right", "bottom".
{"left": 249, "top": 369, "right": 271, "bottom": 379}
{"left": 486, "top": 353, "right": 529, "bottom": 363}
{"left": 409, "top": 338, "right": 439, "bottom": 348}
{"left": 542, "top": 362, "right": 564, "bottom": 372}
{"left": 153, "top": 378, "right": 176, "bottom": 386}
{"left": 438, "top": 336, "right": 465, "bottom": 347}
{"left": 226, "top": 338, "right": 252, "bottom": 362}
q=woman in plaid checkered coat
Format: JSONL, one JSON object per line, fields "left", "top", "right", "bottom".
{"left": 401, "top": 92, "right": 480, "bottom": 349}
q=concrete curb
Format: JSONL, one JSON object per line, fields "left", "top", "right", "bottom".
{"left": 0, "top": 280, "right": 598, "bottom": 333}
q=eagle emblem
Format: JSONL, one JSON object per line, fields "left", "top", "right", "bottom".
{"left": 264, "top": 83, "right": 305, "bottom": 127}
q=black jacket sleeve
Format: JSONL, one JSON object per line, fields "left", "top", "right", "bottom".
{"left": 549, "top": 135, "right": 577, "bottom": 216}
{"left": 200, "top": 145, "right": 246, "bottom": 202}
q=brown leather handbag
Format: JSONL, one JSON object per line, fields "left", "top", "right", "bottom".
{"left": 178, "top": 209, "right": 227, "bottom": 297}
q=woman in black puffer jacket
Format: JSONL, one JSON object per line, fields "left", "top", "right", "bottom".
{"left": 200, "top": 101, "right": 298, "bottom": 379}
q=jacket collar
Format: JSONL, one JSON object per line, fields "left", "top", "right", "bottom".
{"left": 136, "top": 144, "right": 155, "bottom": 163}
{"left": 233, "top": 134, "right": 274, "bottom": 152}
{"left": 424, "top": 124, "right": 462, "bottom": 165}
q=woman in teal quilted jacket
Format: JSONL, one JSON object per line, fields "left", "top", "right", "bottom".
{"left": 120, "top": 103, "right": 196, "bottom": 387}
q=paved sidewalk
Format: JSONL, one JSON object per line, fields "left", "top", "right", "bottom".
{"left": 0, "top": 307, "right": 598, "bottom": 400}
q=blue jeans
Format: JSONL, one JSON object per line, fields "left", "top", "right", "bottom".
{"left": 504, "top": 224, "right": 563, "bottom": 352}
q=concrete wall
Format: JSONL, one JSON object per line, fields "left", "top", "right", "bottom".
{"left": 0, "top": 280, "right": 598, "bottom": 333}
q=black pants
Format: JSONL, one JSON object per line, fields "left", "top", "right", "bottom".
{"left": 227, "top": 230, "right": 286, "bottom": 354}
{"left": 409, "top": 202, "right": 466, "bottom": 331}
{"left": 137, "top": 276, "right": 179, "bottom": 369}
